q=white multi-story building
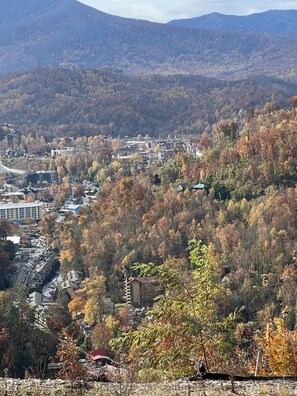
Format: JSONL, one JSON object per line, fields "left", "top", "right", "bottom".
{"left": 0, "top": 202, "right": 43, "bottom": 222}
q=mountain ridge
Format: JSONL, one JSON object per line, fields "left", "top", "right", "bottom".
{"left": 0, "top": 1, "right": 297, "bottom": 80}
{"left": 168, "top": 9, "right": 297, "bottom": 34}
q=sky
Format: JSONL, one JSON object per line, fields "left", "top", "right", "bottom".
{"left": 79, "top": 0, "right": 297, "bottom": 22}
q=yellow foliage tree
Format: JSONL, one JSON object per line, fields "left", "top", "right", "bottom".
{"left": 82, "top": 275, "right": 107, "bottom": 325}
{"left": 59, "top": 249, "right": 74, "bottom": 267}
{"left": 84, "top": 297, "right": 102, "bottom": 325}
{"left": 256, "top": 318, "right": 297, "bottom": 376}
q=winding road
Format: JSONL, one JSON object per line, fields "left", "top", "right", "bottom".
{"left": 0, "top": 159, "right": 26, "bottom": 175}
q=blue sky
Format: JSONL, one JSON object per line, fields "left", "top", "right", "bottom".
{"left": 79, "top": 0, "right": 297, "bottom": 22}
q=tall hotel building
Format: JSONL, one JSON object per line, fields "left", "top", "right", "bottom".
{"left": 0, "top": 203, "right": 43, "bottom": 222}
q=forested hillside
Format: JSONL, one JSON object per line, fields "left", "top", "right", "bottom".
{"left": 0, "top": 221, "right": 15, "bottom": 290}
{"left": 1, "top": 68, "right": 297, "bottom": 138}
{"left": 54, "top": 102, "right": 297, "bottom": 311}
{"left": 39, "top": 102, "right": 297, "bottom": 379}
{"left": 1, "top": 101, "right": 297, "bottom": 379}
{"left": 0, "top": 92, "right": 297, "bottom": 382}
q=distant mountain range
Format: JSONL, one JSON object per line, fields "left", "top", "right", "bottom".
{"left": 168, "top": 9, "right": 297, "bottom": 34}
{"left": 0, "top": 1, "right": 297, "bottom": 81}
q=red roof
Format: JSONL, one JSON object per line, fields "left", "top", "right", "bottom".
{"left": 127, "top": 277, "right": 154, "bottom": 284}
{"left": 89, "top": 349, "right": 109, "bottom": 361}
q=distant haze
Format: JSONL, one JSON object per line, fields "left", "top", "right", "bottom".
{"left": 79, "top": 0, "right": 297, "bottom": 22}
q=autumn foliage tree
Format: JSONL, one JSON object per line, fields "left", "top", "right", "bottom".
{"left": 255, "top": 318, "right": 297, "bottom": 376}
{"left": 0, "top": 220, "right": 15, "bottom": 290}
{"left": 0, "top": 288, "right": 57, "bottom": 378}
{"left": 83, "top": 275, "right": 107, "bottom": 325}
{"left": 111, "top": 241, "right": 240, "bottom": 380}
{"left": 288, "top": 96, "right": 297, "bottom": 108}
{"left": 213, "top": 119, "right": 239, "bottom": 140}
{"left": 91, "top": 315, "right": 119, "bottom": 349}
{"left": 67, "top": 275, "right": 108, "bottom": 325}
{"left": 68, "top": 291, "right": 86, "bottom": 319}
{"left": 56, "top": 339, "right": 87, "bottom": 381}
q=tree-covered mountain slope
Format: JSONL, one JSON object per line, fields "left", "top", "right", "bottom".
{"left": 0, "top": 67, "right": 297, "bottom": 138}
{"left": 0, "top": 0, "right": 297, "bottom": 80}
{"left": 50, "top": 103, "right": 297, "bottom": 378}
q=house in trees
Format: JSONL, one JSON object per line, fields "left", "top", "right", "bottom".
{"left": 125, "top": 277, "right": 159, "bottom": 307}
{"left": 60, "top": 270, "right": 83, "bottom": 298}
{"left": 28, "top": 291, "right": 42, "bottom": 307}
{"left": 192, "top": 183, "right": 209, "bottom": 195}
{"left": 60, "top": 204, "right": 81, "bottom": 216}
{"left": 176, "top": 182, "right": 189, "bottom": 192}
{"left": 88, "top": 349, "right": 112, "bottom": 367}
{"left": 176, "top": 182, "right": 209, "bottom": 194}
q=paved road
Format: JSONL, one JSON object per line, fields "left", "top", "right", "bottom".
{"left": 0, "top": 160, "right": 26, "bottom": 175}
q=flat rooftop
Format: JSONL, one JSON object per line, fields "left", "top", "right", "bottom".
{"left": 0, "top": 202, "right": 43, "bottom": 209}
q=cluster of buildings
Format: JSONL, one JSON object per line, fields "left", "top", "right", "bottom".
{"left": 0, "top": 129, "right": 202, "bottom": 318}
{"left": 113, "top": 137, "right": 201, "bottom": 162}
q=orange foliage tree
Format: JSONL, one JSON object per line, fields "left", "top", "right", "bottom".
{"left": 256, "top": 318, "right": 297, "bottom": 376}
{"left": 56, "top": 339, "right": 87, "bottom": 381}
